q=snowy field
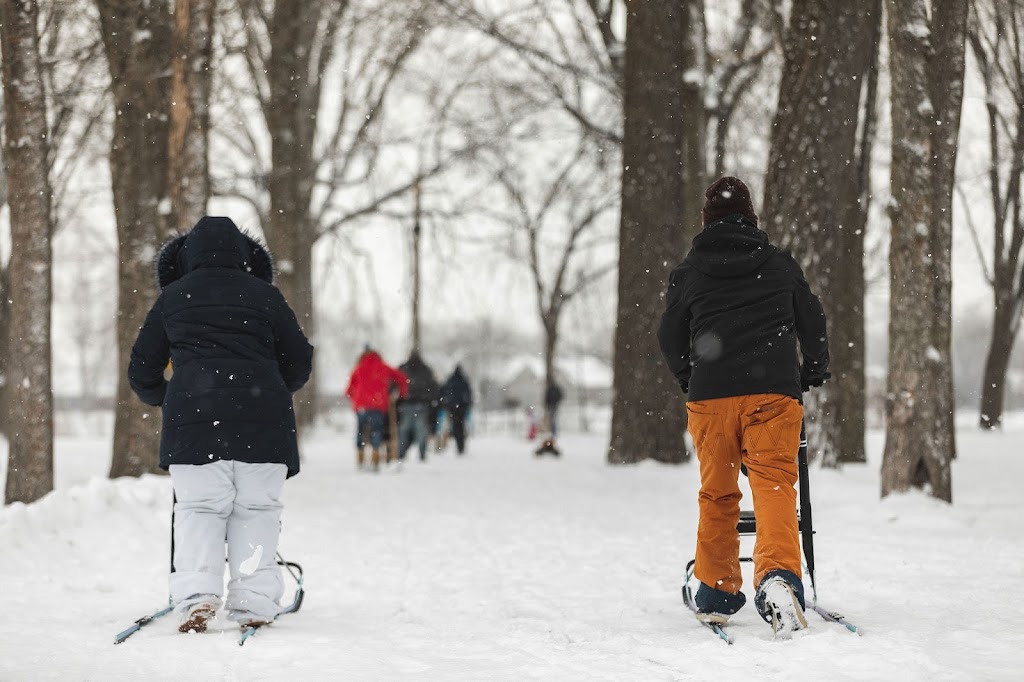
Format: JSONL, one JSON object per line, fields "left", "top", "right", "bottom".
{"left": 2, "top": 418, "right": 1023, "bottom": 681}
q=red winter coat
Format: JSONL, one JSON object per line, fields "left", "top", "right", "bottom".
{"left": 345, "top": 351, "right": 408, "bottom": 412}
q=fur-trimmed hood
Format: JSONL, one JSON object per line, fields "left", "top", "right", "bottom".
{"left": 157, "top": 216, "right": 274, "bottom": 290}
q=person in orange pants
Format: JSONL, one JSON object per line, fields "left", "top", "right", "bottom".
{"left": 658, "top": 177, "right": 830, "bottom": 633}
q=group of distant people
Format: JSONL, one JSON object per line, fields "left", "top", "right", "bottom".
{"left": 344, "top": 347, "right": 473, "bottom": 472}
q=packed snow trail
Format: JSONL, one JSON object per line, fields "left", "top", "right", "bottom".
{"left": 1, "top": 426, "right": 1023, "bottom": 680}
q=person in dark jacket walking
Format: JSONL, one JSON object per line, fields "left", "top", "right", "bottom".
{"left": 440, "top": 365, "right": 473, "bottom": 455}
{"left": 397, "top": 350, "right": 440, "bottom": 462}
{"left": 657, "top": 177, "right": 829, "bottom": 635}
{"left": 128, "top": 216, "right": 313, "bottom": 634}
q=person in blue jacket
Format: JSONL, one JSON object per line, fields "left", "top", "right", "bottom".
{"left": 128, "top": 216, "right": 313, "bottom": 634}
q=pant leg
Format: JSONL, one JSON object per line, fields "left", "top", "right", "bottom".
{"left": 169, "top": 462, "right": 234, "bottom": 612}
{"left": 225, "top": 461, "right": 288, "bottom": 623}
{"left": 739, "top": 393, "right": 804, "bottom": 589}
{"left": 413, "top": 409, "right": 429, "bottom": 460}
{"left": 397, "top": 404, "right": 415, "bottom": 460}
{"left": 451, "top": 408, "right": 466, "bottom": 453}
{"left": 687, "top": 397, "right": 744, "bottom": 595}
{"left": 367, "top": 410, "right": 386, "bottom": 449}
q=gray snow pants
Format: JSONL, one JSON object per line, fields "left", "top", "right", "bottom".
{"left": 168, "top": 460, "right": 287, "bottom": 623}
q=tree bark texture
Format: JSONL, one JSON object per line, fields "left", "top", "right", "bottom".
{"left": 762, "top": 0, "right": 879, "bottom": 467}
{"left": 881, "top": 0, "right": 967, "bottom": 503}
{"left": 168, "top": 0, "right": 215, "bottom": 232}
{"left": 1, "top": 0, "right": 55, "bottom": 504}
{"left": 95, "top": 0, "right": 172, "bottom": 478}
{"left": 607, "top": 1, "right": 704, "bottom": 465}
{"left": 266, "top": 0, "right": 322, "bottom": 427}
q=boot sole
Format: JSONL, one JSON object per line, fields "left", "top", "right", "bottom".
{"left": 768, "top": 584, "right": 808, "bottom": 637}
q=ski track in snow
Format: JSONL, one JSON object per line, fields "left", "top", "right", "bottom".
{"left": 1, "top": 422, "right": 1023, "bottom": 680}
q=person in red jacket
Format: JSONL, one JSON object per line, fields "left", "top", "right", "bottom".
{"left": 345, "top": 348, "right": 408, "bottom": 471}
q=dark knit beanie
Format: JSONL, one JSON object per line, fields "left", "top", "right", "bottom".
{"left": 702, "top": 176, "right": 758, "bottom": 226}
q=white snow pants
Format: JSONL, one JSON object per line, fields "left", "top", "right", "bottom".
{"left": 168, "top": 460, "right": 287, "bottom": 623}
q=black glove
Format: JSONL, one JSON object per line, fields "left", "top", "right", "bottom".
{"left": 801, "top": 371, "right": 831, "bottom": 392}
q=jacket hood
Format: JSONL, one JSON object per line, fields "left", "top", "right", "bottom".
{"left": 684, "top": 215, "right": 776, "bottom": 278}
{"left": 156, "top": 216, "right": 274, "bottom": 290}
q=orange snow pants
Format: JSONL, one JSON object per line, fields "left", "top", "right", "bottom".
{"left": 686, "top": 393, "right": 804, "bottom": 595}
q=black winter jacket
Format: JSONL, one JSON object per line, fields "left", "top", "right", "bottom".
{"left": 441, "top": 367, "right": 473, "bottom": 412}
{"left": 657, "top": 215, "right": 829, "bottom": 402}
{"left": 127, "top": 217, "right": 314, "bottom": 477}
{"left": 399, "top": 354, "right": 440, "bottom": 406}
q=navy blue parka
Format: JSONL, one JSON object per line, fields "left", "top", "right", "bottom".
{"left": 128, "top": 217, "right": 314, "bottom": 477}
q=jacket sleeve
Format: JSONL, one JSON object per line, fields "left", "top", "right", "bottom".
{"left": 786, "top": 254, "right": 830, "bottom": 381}
{"left": 391, "top": 367, "right": 410, "bottom": 398}
{"left": 271, "top": 290, "right": 314, "bottom": 393}
{"left": 127, "top": 295, "right": 171, "bottom": 406}
{"left": 657, "top": 268, "right": 692, "bottom": 393}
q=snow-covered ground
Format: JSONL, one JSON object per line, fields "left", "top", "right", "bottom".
{"left": 2, "top": 419, "right": 1023, "bottom": 680}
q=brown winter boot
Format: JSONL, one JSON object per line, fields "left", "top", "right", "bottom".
{"left": 370, "top": 447, "right": 381, "bottom": 471}
{"left": 178, "top": 604, "right": 217, "bottom": 633}
{"left": 357, "top": 447, "right": 365, "bottom": 470}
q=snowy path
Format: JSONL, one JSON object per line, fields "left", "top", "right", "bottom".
{"left": 2, "top": 426, "right": 1023, "bottom": 680}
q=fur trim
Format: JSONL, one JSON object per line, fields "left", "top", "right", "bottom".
{"left": 242, "top": 232, "right": 274, "bottom": 284}
{"left": 154, "top": 229, "right": 275, "bottom": 290}
{"left": 156, "top": 234, "right": 189, "bottom": 290}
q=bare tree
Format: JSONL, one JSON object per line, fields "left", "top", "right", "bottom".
{"left": 1, "top": 0, "right": 55, "bottom": 503}
{"left": 705, "top": 0, "right": 780, "bottom": 179}
{"left": 762, "top": 0, "right": 880, "bottom": 467}
{"left": 213, "top": 0, "right": 435, "bottom": 424}
{"left": 607, "top": 0, "right": 705, "bottom": 465}
{"left": 881, "top": 0, "right": 969, "bottom": 502}
{"left": 966, "top": 0, "right": 1024, "bottom": 430}
{"left": 484, "top": 135, "right": 616, "bottom": 427}
{"left": 168, "top": 0, "right": 216, "bottom": 231}
{"left": 94, "top": 0, "right": 172, "bottom": 478}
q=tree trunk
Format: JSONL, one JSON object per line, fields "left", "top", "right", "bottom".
{"left": 881, "top": 0, "right": 967, "bottom": 503}
{"left": 607, "top": 0, "right": 703, "bottom": 465}
{"left": 762, "top": 0, "right": 877, "bottom": 467}
{"left": 168, "top": 0, "right": 216, "bottom": 232}
{"left": 979, "top": 296, "right": 1017, "bottom": 430}
{"left": 1, "top": 0, "right": 55, "bottom": 504}
{"left": 266, "top": 0, "right": 320, "bottom": 428}
{"left": 0, "top": 264, "right": 9, "bottom": 438}
{"left": 95, "top": 0, "right": 173, "bottom": 478}
{"left": 542, "top": 313, "right": 558, "bottom": 432}
{"left": 927, "top": 0, "right": 968, "bottom": 461}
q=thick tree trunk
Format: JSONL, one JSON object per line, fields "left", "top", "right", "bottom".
{"left": 881, "top": 0, "right": 967, "bottom": 503}
{"left": 96, "top": 0, "right": 173, "bottom": 478}
{"left": 979, "top": 295, "right": 1017, "bottom": 430}
{"left": 762, "top": 0, "right": 877, "bottom": 467}
{"left": 1, "top": 0, "right": 55, "bottom": 504}
{"left": 266, "top": 0, "right": 320, "bottom": 428}
{"left": 927, "top": 0, "right": 968, "bottom": 461}
{"left": 168, "top": 0, "right": 216, "bottom": 232}
{"left": 607, "top": 1, "right": 703, "bottom": 465}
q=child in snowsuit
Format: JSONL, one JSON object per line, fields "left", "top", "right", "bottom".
{"left": 345, "top": 349, "right": 408, "bottom": 470}
{"left": 657, "top": 177, "right": 830, "bottom": 633}
{"left": 128, "top": 216, "right": 314, "bottom": 633}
